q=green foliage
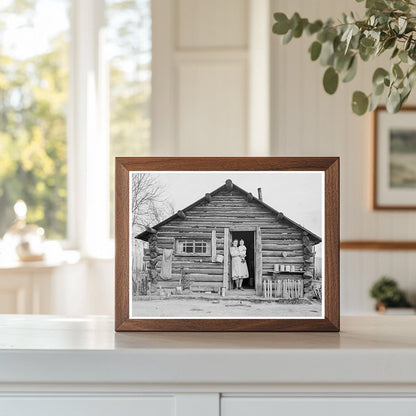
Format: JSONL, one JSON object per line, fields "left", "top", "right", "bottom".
{"left": 323, "top": 67, "right": 339, "bottom": 94}
{"left": 352, "top": 90, "right": 369, "bottom": 114}
{"left": 0, "top": 12, "right": 69, "bottom": 238}
{"left": 309, "top": 41, "right": 322, "bottom": 61}
{"left": 272, "top": 0, "right": 416, "bottom": 115}
{"left": 272, "top": 13, "right": 290, "bottom": 35}
{"left": 369, "top": 276, "right": 411, "bottom": 307}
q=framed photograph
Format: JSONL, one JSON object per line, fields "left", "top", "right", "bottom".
{"left": 374, "top": 106, "right": 416, "bottom": 209}
{"left": 115, "top": 157, "right": 339, "bottom": 331}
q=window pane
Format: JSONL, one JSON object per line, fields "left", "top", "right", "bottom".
{"left": 177, "top": 240, "right": 210, "bottom": 255}
{"left": 106, "top": 0, "right": 151, "bottom": 237}
{"left": 0, "top": 0, "right": 70, "bottom": 239}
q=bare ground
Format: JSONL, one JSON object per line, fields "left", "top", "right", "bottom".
{"left": 131, "top": 297, "right": 322, "bottom": 318}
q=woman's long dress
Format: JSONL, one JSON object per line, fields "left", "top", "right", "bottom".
{"left": 239, "top": 245, "right": 249, "bottom": 279}
{"left": 230, "top": 247, "right": 241, "bottom": 280}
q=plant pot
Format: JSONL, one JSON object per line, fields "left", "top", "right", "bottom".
{"left": 375, "top": 301, "right": 386, "bottom": 313}
{"left": 378, "top": 307, "right": 416, "bottom": 315}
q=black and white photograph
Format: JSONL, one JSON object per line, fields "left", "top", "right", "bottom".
{"left": 129, "top": 171, "right": 324, "bottom": 319}
{"left": 389, "top": 129, "right": 416, "bottom": 189}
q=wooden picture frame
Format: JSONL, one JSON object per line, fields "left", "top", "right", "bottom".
{"left": 115, "top": 157, "right": 339, "bottom": 332}
{"left": 373, "top": 106, "right": 416, "bottom": 210}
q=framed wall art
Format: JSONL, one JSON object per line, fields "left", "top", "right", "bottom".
{"left": 115, "top": 157, "right": 339, "bottom": 331}
{"left": 374, "top": 106, "right": 416, "bottom": 210}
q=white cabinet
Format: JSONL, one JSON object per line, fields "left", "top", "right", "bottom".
{"left": 0, "top": 316, "right": 416, "bottom": 416}
{"left": 0, "top": 255, "right": 114, "bottom": 315}
{"left": 221, "top": 397, "right": 416, "bottom": 416}
{"left": 1, "top": 396, "right": 175, "bottom": 416}
{"left": 0, "top": 255, "right": 83, "bottom": 314}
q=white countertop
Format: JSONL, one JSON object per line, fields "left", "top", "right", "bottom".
{"left": 0, "top": 315, "right": 415, "bottom": 386}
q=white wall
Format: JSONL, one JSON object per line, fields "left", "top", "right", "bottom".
{"left": 270, "top": 0, "right": 416, "bottom": 313}
{"left": 46, "top": 0, "right": 416, "bottom": 316}
{"left": 152, "top": 0, "right": 271, "bottom": 156}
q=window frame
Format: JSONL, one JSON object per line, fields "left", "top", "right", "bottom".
{"left": 69, "top": 0, "right": 151, "bottom": 258}
{"left": 67, "top": 0, "right": 111, "bottom": 257}
{"left": 175, "top": 238, "right": 211, "bottom": 257}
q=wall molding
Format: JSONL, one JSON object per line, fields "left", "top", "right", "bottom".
{"left": 340, "top": 241, "right": 416, "bottom": 250}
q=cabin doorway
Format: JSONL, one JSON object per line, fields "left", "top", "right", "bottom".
{"left": 230, "top": 231, "right": 255, "bottom": 289}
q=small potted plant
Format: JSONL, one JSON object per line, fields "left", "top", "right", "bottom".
{"left": 370, "top": 276, "right": 412, "bottom": 313}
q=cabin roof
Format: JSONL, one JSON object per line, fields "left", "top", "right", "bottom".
{"left": 135, "top": 180, "right": 322, "bottom": 244}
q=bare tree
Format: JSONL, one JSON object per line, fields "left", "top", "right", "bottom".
{"left": 131, "top": 173, "right": 173, "bottom": 233}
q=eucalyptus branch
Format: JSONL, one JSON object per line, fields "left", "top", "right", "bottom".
{"left": 272, "top": 0, "right": 416, "bottom": 115}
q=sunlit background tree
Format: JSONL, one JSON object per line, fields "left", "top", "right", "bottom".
{"left": 0, "top": 0, "right": 151, "bottom": 239}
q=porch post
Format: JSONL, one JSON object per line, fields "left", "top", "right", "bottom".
{"left": 223, "top": 228, "right": 229, "bottom": 291}
{"left": 255, "top": 226, "right": 262, "bottom": 296}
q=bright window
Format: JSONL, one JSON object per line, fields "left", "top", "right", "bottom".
{"left": 0, "top": 0, "right": 70, "bottom": 239}
{"left": 0, "top": 0, "right": 151, "bottom": 250}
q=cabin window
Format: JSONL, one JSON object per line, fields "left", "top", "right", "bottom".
{"left": 176, "top": 239, "right": 211, "bottom": 256}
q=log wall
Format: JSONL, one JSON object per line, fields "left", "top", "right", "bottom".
{"left": 142, "top": 188, "right": 317, "bottom": 293}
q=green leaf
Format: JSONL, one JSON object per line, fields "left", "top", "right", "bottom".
{"left": 400, "top": 88, "right": 411, "bottom": 106}
{"left": 360, "top": 37, "right": 375, "bottom": 48}
{"left": 309, "top": 41, "right": 322, "bottom": 61}
{"left": 317, "top": 29, "right": 328, "bottom": 43}
{"left": 290, "top": 12, "right": 301, "bottom": 30}
{"left": 408, "top": 63, "right": 416, "bottom": 78}
{"left": 405, "top": 34, "right": 413, "bottom": 51}
{"left": 408, "top": 68, "right": 416, "bottom": 88}
{"left": 307, "top": 20, "right": 323, "bottom": 35}
{"left": 409, "top": 44, "right": 416, "bottom": 61}
{"left": 349, "top": 32, "right": 361, "bottom": 49}
{"left": 273, "top": 13, "right": 290, "bottom": 35}
{"left": 293, "top": 18, "right": 308, "bottom": 38}
{"left": 399, "top": 49, "right": 408, "bottom": 63}
{"left": 342, "top": 56, "right": 357, "bottom": 82}
{"left": 282, "top": 29, "right": 293, "bottom": 44}
{"left": 359, "top": 39, "right": 376, "bottom": 61}
{"left": 352, "top": 91, "right": 369, "bottom": 115}
{"left": 323, "top": 67, "right": 339, "bottom": 94}
{"left": 369, "top": 92, "right": 383, "bottom": 111}
{"left": 386, "top": 87, "right": 401, "bottom": 112}
{"left": 359, "top": 47, "right": 374, "bottom": 62}
{"left": 374, "top": 82, "right": 385, "bottom": 96}
{"left": 372, "top": 68, "right": 389, "bottom": 86}
{"left": 393, "top": 0, "right": 410, "bottom": 11}
{"left": 334, "top": 52, "right": 351, "bottom": 72}
{"left": 320, "top": 40, "right": 335, "bottom": 66}
{"left": 383, "top": 37, "right": 396, "bottom": 50}
{"left": 393, "top": 63, "right": 404, "bottom": 79}
{"left": 366, "top": 0, "right": 388, "bottom": 7}
{"left": 391, "top": 47, "right": 399, "bottom": 59}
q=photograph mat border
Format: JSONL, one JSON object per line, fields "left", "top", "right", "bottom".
{"left": 374, "top": 106, "right": 416, "bottom": 209}
{"left": 128, "top": 170, "right": 325, "bottom": 320}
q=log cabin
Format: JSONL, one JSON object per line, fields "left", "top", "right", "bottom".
{"left": 135, "top": 179, "right": 321, "bottom": 296}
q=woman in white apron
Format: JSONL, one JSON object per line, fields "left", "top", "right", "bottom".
{"left": 230, "top": 239, "right": 249, "bottom": 290}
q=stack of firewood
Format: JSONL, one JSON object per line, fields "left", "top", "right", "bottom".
{"left": 148, "top": 233, "right": 159, "bottom": 283}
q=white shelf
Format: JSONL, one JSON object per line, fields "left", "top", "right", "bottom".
{"left": 0, "top": 315, "right": 415, "bottom": 386}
